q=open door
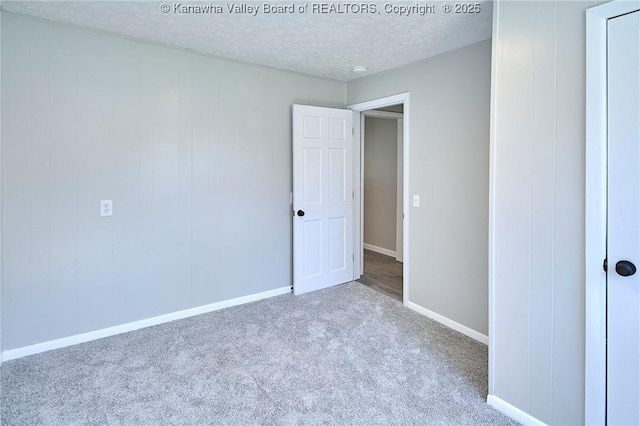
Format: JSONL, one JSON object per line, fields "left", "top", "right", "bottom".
{"left": 292, "top": 105, "right": 354, "bottom": 295}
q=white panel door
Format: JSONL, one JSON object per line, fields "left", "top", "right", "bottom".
{"left": 607, "top": 10, "right": 640, "bottom": 425}
{"left": 293, "top": 105, "right": 354, "bottom": 295}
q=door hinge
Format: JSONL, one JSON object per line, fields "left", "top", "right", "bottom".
{"left": 352, "top": 127, "right": 354, "bottom": 135}
{"left": 352, "top": 190, "right": 354, "bottom": 199}
{"left": 603, "top": 257, "right": 608, "bottom": 272}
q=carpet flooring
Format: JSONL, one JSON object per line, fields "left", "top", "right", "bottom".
{"left": 1, "top": 282, "right": 517, "bottom": 425}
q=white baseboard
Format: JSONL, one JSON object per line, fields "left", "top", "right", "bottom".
{"left": 406, "top": 301, "right": 488, "bottom": 345}
{"left": 363, "top": 243, "right": 396, "bottom": 258}
{"left": 487, "top": 394, "right": 547, "bottom": 426}
{"left": 2, "top": 286, "right": 292, "bottom": 362}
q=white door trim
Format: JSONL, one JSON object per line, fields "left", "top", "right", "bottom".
{"left": 348, "top": 92, "right": 410, "bottom": 306}
{"left": 362, "top": 110, "right": 403, "bottom": 120}
{"left": 586, "top": 2, "right": 640, "bottom": 424}
{"left": 487, "top": 0, "right": 502, "bottom": 399}
{"left": 396, "top": 118, "right": 404, "bottom": 263}
{"left": 0, "top": 10, "right": 3, "bottom": 365}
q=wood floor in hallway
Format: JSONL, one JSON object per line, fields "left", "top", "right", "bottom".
{"left": 357, "top": 249, "right": 403, "bottom": 301}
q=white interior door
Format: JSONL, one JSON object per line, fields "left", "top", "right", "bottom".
{"left": 293, "top": 105, "right": 354, "bottom": 295}
{"left": 607, "top": 9, "right": 640, "bottom": 425}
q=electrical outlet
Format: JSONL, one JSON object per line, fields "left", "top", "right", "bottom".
{"left": 100, "top": 200, "right": 113, "bottom": 217}
{"left": 413, "top": 195, "right": 420, "bottom": 208}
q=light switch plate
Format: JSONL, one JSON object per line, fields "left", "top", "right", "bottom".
{"left": 100, "top": 200, "right": 113, "bottom": 217}
{"left": 413, "top": 195, "right": 420, "bottom": 208}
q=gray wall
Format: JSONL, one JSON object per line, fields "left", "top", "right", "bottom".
{"left": 349, "top": 40, "right": 492, "bottom": 336}
{"left": 1, "top": 13, "right": 346, "bottom": 350}
{"left": 364, "top": 117, "right": 397, "bottom": 252}
{"left": 490, "top": 1, "right": 604, "bottom": 424}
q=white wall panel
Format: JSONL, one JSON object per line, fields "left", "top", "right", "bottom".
{"left": 3, "top": 15, "right": 33, "bottom": 347}
{"left": 48, "top": 25, "right": 80, "bottom": 337}
{"left": 27, "top": 19, "right": 53, "bottom": 345}
{"left": 551, "top": 2, "right": 591, "bottom": 424}
{"left": 1, "top": 13, "right": 346, "bottom": 350}
{"left": 490, "top": 1, "right": 599, "bottom": 424}
{"left": 528, "top": 1, "right": 557, "bottom": 420}
{"left": 494, "top": 0, "right": 535, "bottom": 412}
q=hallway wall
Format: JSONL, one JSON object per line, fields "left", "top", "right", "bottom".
{"left": 364, "top": 117, "right": 398, "bottom": 253}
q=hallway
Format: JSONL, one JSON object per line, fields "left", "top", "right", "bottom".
{"left": 357, "top": 249, "right": 403, "bottom": 301}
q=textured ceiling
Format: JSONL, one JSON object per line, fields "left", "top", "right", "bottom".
{"left": 1, "top": 0, "right": 493, "bottom": 81}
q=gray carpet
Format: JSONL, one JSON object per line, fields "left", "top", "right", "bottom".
{"left": 1, "top": 282, "right": 517, "bottom": 425}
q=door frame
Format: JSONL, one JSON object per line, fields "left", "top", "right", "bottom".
{"left": 586, "top": 2, "right": 640, "bottom": 423}
{"left": 348, "top": 92, "right": 410, "bottom": 306}
{"left": 396, "top": 118, "right": 404, "bottom": 263}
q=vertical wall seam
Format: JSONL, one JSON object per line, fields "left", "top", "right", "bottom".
{"left": 188, "top": 58, "right": 194, "bottom": 306}
{"left": 73, "top": 29, "right": 79, "bottom": 321}
{"left": 177, "top": 57, "right": 182, "bottom": 304}
{"left": 151, "top": 54, "right": 156, "bottom": 242}
{"left": 46, "top": 25, "right": 52, "bottom": 327}
{"left": 137, "top": 50, "right": 142, "bottom": 302}
{"left": 27, "top": 22, "right": 33, "bottom": 306}
{"left": 110, "top": 39, "right": 115, "bottom": 299}
{"left": 550, "top": 1, "right": 559, "bottom": 422}
{"left": 527, "top": 0, "right": 535, "bottom": 413}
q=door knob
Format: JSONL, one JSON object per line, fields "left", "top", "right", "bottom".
{"left": 615, "top": 260, "right": 636, "bottom": 277}
{"left": 297, "top": 210, "right": 305, "bottom": 217}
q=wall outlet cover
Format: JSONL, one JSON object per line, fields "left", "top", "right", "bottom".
{"left": 100, "top": 200, "right": 113, "bottom": 217}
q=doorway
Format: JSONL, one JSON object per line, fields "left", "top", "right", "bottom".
{"left": 357, "top": 106, "right": 404, "bottom": 301}
{"left": 290, "top": 94, "right": 409, "bottom": 302}
{"left": 348, "top": 93, "right": 410, "bottom": 306}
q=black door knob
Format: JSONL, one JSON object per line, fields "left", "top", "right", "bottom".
{"left": 297, "top": 210, "right": 305, "bottom": 217}
{"left": 615, "top": 260, "right": 636, "bottom": 277}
